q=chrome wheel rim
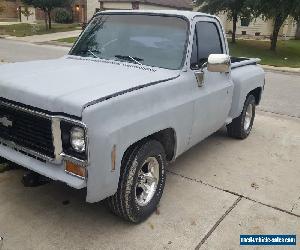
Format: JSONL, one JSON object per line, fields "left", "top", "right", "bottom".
{"left": 135, "top": 157, "right": 160, "bottom": 207}
{"left": 244, "top": 103, "right": 253, "bottom": 131}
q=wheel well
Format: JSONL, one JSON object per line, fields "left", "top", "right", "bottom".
{"left": 150, "top": 128, "right": 176, "bottom": 161}
{"left": 248, "top": 87, "right": 262, "bottom": 105}
{"left": 122, "top": 128, "right": 177, "bottom": 163}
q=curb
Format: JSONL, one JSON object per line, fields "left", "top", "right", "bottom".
{"left": 37, "top": 41, "right": 73, "bottom": 48}
{"left": 261, "top": 65, "right": 300, "bottom": 74}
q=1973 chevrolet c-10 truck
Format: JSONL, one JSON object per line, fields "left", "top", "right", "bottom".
{"left": 0, "top": 10, "right": 265, "bottom": 222}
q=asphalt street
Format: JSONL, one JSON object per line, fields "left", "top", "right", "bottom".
{"left": 259, "top": 71, "right": 300, "bottom": 118}
{"left": 0, "top": 39, "right": 299, "bottom": 250}
{"left": 0, "top": 39, "right": 70, "bottom": 62}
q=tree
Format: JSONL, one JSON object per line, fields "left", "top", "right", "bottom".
{"left": 296, "top": 23, "right": 300, "bottom": 40}
{"left": 0, "top": 0, "right": 5, "bottom": 15}
{"left": 21, "top": 0, "right": 66, "bottom": 29}
{"left": 250, "top": 0, "right": 300, "bottom": 51}
{"left": 21, "top": 6, "right": 34, "bottom": 21}
{"left": 195, "top": 0, "right": 251, "bottom": 43}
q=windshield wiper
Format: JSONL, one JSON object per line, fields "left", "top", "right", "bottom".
{"left": 88, "top": 50, "right": 101, "bottom": 59}
{"left": 114, "top": 55, "right": 144, "bottom": 65}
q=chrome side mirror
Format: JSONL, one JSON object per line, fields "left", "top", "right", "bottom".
{"left": 207, "top": 54, "right": 230, "bottom": 73}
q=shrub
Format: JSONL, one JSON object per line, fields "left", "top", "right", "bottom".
{"left": 55, "top": 8, "right": 73, "bottom": 24}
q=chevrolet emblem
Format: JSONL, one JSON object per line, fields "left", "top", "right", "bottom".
{"left": 0, "top": 116, "right": 13, "bottom": 127}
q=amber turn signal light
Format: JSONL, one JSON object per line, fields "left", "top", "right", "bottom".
{"left": 65, "top": 161, "right": 86, "bottom": 178}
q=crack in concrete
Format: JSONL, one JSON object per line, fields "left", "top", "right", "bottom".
{"left": 195, "top": 197, "right": 242, "bottom": 250}
{"left": 291, "top": 197, "right": 300, "bottom": 213}
{"left": 257, "top": 108, "right": 300, "bottom": 119}
{"left": 291, "top": 204, "right": 296, "bottom": 213}
{"left": 167, "top": 170, "right": 300, "bottom": 219}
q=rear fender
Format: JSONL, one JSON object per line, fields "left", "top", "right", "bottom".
{"left": 230, "top": 65, "right": 265, "bottom": 119}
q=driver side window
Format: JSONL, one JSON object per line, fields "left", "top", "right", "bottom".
{"left": 191, "top": 21, "right": 224, "bottom": 69}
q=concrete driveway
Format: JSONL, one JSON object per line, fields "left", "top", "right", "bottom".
{"left": 0, "top": 43, "right": 299, "bottom": 249}
{"left": 1, "top": 112, "right": 299, "bottom": 250}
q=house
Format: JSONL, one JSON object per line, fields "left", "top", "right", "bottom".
{"left": 83, "top": 1, "right": 299, "bottom": 39}
{"left": 0, "top": 0, "right": 86, "bottom": 23}
{"left": 86, "top": 0, "right": 193, "bottom": 22}
{"left": 0, "top": 0, "right": 193, "bottom": 24}
{"left": 218, "top": 12, "right": 298, "bottom": 39}
{"left": 1, "top": 0, "right": 298, "bottom": 39}
{"left": 0, "top": 0, "right": 20, "bottom": 21}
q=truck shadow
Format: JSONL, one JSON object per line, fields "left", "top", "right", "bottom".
{"left": 0, "top": 127, "right": 237, "bottom": 249}
{"left": 1, "top": 127, "right": 230, "bottom": 224}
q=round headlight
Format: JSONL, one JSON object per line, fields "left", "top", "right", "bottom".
{"left": 70, "top": 127, "right": 86, "bottom": 153}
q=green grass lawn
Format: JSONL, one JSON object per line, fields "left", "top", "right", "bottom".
{"left": 0, "top": 23, "right": 81, "bottom": 37}
{"left": 229, "top": 39, "right": 300, "bottom": 68}
{"left": 56, "top": 36, "right": 78, "bottom": 44}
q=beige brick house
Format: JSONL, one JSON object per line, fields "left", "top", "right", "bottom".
{"left": 218, "top": 12, "right": 298, "bottom": 39}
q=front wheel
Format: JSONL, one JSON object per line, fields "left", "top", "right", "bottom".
{"left": 105, "top": 140, "right": 166, "bottom": 223}
{"left": 227, "top": 94, "right": 256, "bottom": 139}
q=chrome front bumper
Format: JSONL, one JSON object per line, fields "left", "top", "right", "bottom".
{"left": 0, "top": 143, "right": 86, "bottom": 189}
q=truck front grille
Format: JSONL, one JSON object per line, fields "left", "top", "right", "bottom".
{"left": 0, "top": 102, "right": 55, "bottom": 158}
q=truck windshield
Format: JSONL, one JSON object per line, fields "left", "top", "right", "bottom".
{"left": 70, "top": 14, "right": 188, "bottom": 70}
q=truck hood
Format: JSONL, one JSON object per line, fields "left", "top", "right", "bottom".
{"left": 0, "top": 56, "right": 180, "bottom": 117}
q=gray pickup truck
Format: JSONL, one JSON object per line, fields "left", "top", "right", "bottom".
{"left": 0, "top": 10, "right": 265, "bottom": 223}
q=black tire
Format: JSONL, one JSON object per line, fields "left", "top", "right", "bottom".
{"left": 0, "top": 157, "right": 7, "bottom": 164}
{"left": 227, "top": 94, "right": 256, "bottom": 139}
{"left": 105, "top": 140, "right": 167, "bottom": 223}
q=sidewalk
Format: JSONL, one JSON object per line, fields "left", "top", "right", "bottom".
{"left": 4, "top": 30, "right": 81, "bottom": 43}
{"left": 0, "top": 22, "right": 26, "bottom": 25}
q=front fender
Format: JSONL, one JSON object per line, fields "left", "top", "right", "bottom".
{"left": 82, "top": 74, "right": 194, "bottom": 203}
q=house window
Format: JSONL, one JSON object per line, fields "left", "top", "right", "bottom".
{"left": 241, "top": 18, "right": 250, "bottom": 27}
{"left": 132, "top": 1, "right": 139, "bottom": 9}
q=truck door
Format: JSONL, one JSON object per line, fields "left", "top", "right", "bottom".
{"left": 189, "top": 18, "right": 234, "bottom": 146}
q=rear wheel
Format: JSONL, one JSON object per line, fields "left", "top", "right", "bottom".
{"left": 227, "top": 94, "right": 256, "bottom": 139}
{"left": 105, "top": 140, "right": 166, "bottom": 223}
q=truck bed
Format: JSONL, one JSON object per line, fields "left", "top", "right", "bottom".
{"left": 231, "top": 57, "right": 261, "bottom": 69}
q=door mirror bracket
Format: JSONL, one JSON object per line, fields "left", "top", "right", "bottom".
{"left": 194, "top": 54, "right": 230, "bottom": 88}
{"left": 194, "top": 62, "right": 207, "bottom": 88}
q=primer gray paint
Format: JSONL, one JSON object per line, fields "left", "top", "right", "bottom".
{"left": 0, "top": 10, "right": 265, "bottom": 203}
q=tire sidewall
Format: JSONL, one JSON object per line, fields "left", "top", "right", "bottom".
{"left": 241, "top": 95, "right": 256, "bottom": 137}
{"left": 124, "top": 141, "right": 166, "bottom": 223}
